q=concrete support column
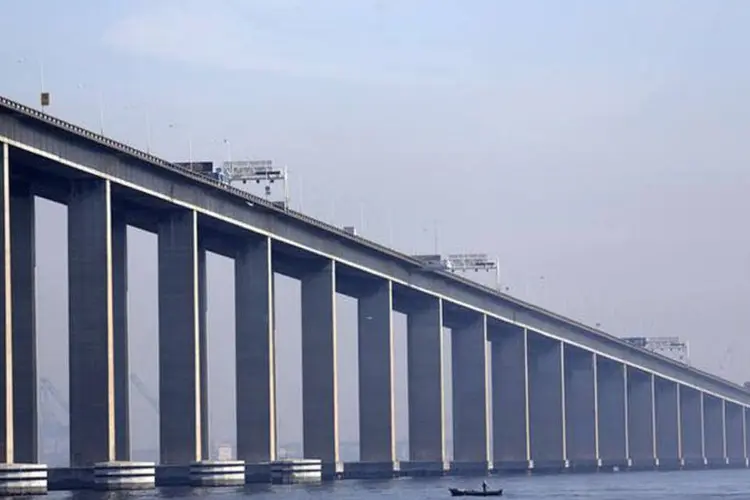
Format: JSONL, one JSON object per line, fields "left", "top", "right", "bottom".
{"left": 358, "top": 279, "right": 395, "bottom": 464}
{"left": 235, "top": 236, "right": 275, "bottom": 463}
{"left": 451, "top": 314, "right": 490, "bottom": 467}
{"left": 724, "top": 402, "right": 744, "bottom": 466}
{"left": 626, "top": 368, "right": 655, "bottom": 468}
{"left": 10, "top": 181, "right": 36, "bottom": 463}
{"left": 596, "top": 358, "right": 628, "bottom": 467}
{"left": 301, "top": 259, "right": 338, "bottom": 467}
{"left": 112, "top": 213, "right": 129, "bottom": 461}
{"left": 527, "top": 332, "right": 565, "bottom": 469}
{"left": 653, "top": 377, "right": 680, "bottom": 468}
{"left": 745, "top": 408, "right": 749, "bottom": 466}
{"left": 703, "top": 394, "right": 726, "bottom": 466}
{"left": 68, "top": 178, "right": 115, "bottom": 466}
{"left": 158, "top": 209, "right": 202, "bottom": 464}
{"left": 0, "top": 143, "right": 13, "bottom": 463}
{"left": 563, "top": 347, "right": 597, "bottom": 469}
{"left": 198, "top": 247, "right": 209, "bottom": 458}
{"left": 406, "top": 295, "right": 445, "bottom": 465}
{"left": 679, "top": 386, "right": 704, "bottom": 467}
{"left": 489, "top": 323, "right": 528, "bottom": 470}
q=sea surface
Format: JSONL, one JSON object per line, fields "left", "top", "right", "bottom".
{"left": 41, "top": 469, "right": 750, "bottom": 500}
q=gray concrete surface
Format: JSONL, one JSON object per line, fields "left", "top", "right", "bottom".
{"left": 357, "top": 279, "right": 395, "bottom": 463}
{"left": 654, "top": 378, "right": 680, "bottom": 463}
{"left": 451, "top": 313, "right": 489, "bottom": 464}
{"left": 301, "top": 259, "right": 338, "bottom": 464}
{"left": 68, "top": 179, "right": 115, "bottom": 466}
{"left": 597, "top": 357, "right": 628, "bottom": 465}
{"left": 158, "top": 209, "right": 202, "bottom": 464}
{"left": 527, "top": 333, "right": 565, "bottom": 467}
{"left": 112, "top": 214, "right": 129, "bottom": 462}
{"left": 235, "top": 235, "right": 276, "bottom": 462}
{"left": 10, "top": 179, "right": 36, "bottom": 464}
{"left": 564, "top": 347, "right": 597, "bottom": 465}
{"left": 489, "top": 322, "right": 528, "bottom": 466}
{"left": 406, "top": 296, "right": 445, "bottom": 463}
{"left": 626, "top": 368, "right": 655, "bottom": 466}
{"left": 680, "top": 386, "right": 704, "bottom": 463}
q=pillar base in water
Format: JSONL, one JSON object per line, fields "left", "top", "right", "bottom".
{"left": 654, "top": 458, "right": 682, "bottom": 470}
{"left": 599, "top": 458, "right": 631, "bottom": 471}
{"left": 343, "top": 461, "right": 397, "bottom": 479}
{"left": 399, "top": 461, "right": 449, "bottom": 477}
{"left": 270, "top": 459, "right": 322, "bottom": 484}
{"left": 93, "top": 461, "right": 156, "bottom": 490}
{"left": 0, "top": 463, "right": 47, "bottom": 495}
{"left": 566, "top": 459, "right": 600, "bottom": 472}
{"left": 529, "top": 459, "right": 569, "bottom": 472}
{"left": 628, "top": 458, "right": 658, "bottom": 470}
{"left": 449, "top": 461, "right": 491, "bottom": 476}
{"left": 189, "top": 460, "right": 245, "bottom": 486}
{"left": 492, "top": 460, "right": 532, "bottom": 472}
{"left": 681, "top": 457, "right": 707, "bottom": 469}
{"left": 705, "top": 457, "right": 730, "bottom": 468}
{"left": 244, "top": 463, "right": 271, "bottom": 483}
{"left": 321, "top": 461, "right": 343, "bottom": 480}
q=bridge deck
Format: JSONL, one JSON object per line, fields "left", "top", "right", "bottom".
{"left": 0, "top": 94, "right": 746, "bottom": 405}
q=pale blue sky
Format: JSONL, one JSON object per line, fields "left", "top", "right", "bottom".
{"left": 2, "top": 0, "right": 750, "bottom": 462}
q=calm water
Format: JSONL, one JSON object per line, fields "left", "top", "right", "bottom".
{"left": 41, "top": 469, "right": 750, "bottom": 500}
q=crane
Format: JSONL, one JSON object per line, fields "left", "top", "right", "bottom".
{"left": 130, "top": 373, "right": 159, "bottom": 413}
{"left": 38, "top": 377, "right": 68, "bottom": 456}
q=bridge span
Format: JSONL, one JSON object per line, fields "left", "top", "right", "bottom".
{"left": 0, "top": 95, "right": 748, "bottom": 491}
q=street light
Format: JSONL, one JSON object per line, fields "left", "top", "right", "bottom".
{"left": 125, "top": 104, "right": 152, "bottom": 153}
{"left": 76, "top": 83, "right": 105, "bottom": 134}
{"left": 15, "top": 57, "right": 46, "bottom": 110}
{"left": 168, "top": 123, "right": 194, "bottom": 166}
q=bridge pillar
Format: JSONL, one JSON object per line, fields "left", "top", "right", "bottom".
{"left": 596, "top": 358, "right": 628, "bottom": 468}
{"left": 403, "top": 295, "right": 446, "bottom": 473}
{"left": 357, "top": 279, "right": 395, "bottom": 468}
{"left": 112, "top": 212, "right": 130, "bottom": 461}
{"left": 301, "top": 259, "right": 339, "bottom": 475}
{"left": 235, "top": 235, "right": 276, "bottom": 463}
{"left": 725, "top": 402, "right": 744, "bottom": 467}
{"left": 563, "top": 347, "right": 597, "bottom": 470}
{"left": 489, "top": 322, "right": 529, "bottom": 471}
{"left": 703, "top": 394, "right": 727, "bottom": 467}
{"left": 527, "top": 332, "right": 566, "bottom": 470}
{"left": 68, "top": 178, "right": 116, "bottom": 466}
{"left": 10, "top": 181, "right": 37, "bottom": 464}
{"left": 451, "top": 313, "right": 490, "bottom": 472}
{"left": 653, "top": 377, "right": 680, "bottom": 468}
{"left": 679, "top": 385, "right": 705, "bottom": 467}
{"left": 0, "top": 143, "right": 14, "bottom": 463}
{"left": 198, "top": 247, "right": 209, "bottom": 459}
{"left": 0, "top": 144, "right": 47, "bottom": 496}
{"left": 626, "top": 367, "right": 655, "bottom": 469}
{"left": 158, "top": 209, "right": 202, "bottom": 464}
{"left": 745, "top": 408, "right": 750, "bottom": 467}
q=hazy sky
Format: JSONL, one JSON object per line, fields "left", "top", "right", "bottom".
{"left": 3, "top": 0, "right": 750, "bottom": 461}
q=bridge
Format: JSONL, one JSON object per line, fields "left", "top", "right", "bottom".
{"left": 0, "top": 94, "right": 748, "bottom": 491}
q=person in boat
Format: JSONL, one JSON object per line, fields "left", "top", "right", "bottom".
{"left": 482, "top": 480, "right": 488, "bottom": 493}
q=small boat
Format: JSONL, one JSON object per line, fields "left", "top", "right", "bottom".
{"left": 449, "top": 487, "right": 503, "bottom": 497}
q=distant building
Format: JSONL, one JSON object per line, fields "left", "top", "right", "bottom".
{"left": 622, "top": 336, "right": 689, "bottom": 365}
{"left": 216, "top": 444, "right": 233, "bottom": 460}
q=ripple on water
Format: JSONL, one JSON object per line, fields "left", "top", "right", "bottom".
{"left": 44, "top": 469, "right": 750, "bottom": 500}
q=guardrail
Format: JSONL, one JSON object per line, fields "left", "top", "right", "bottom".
{"left": 0, "top": 95, "right": 746, "bottom": 395}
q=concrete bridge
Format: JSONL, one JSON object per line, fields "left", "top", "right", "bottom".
{"left": 0, "top": 95, "right": 748, "bottom": 492}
